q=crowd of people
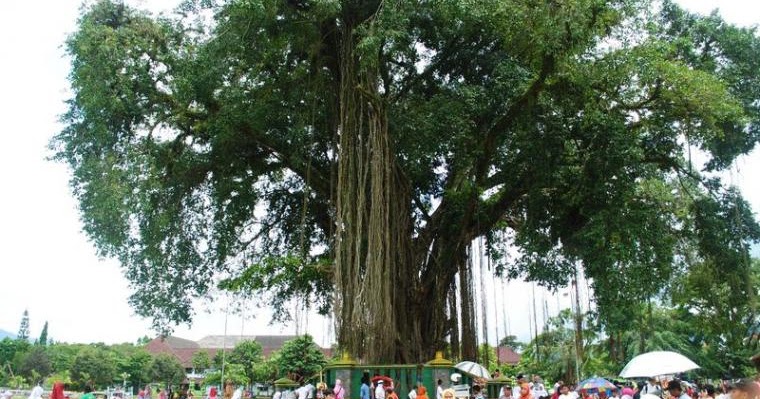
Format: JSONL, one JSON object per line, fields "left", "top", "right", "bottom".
{"left": 279, "top": 372, "right": 760, "bottom": 399}
{"left": 4, "top": 371, "right": 759, "bottom": 399}
{"left": 493, "top": 376, "right": 760, "bottom": 399}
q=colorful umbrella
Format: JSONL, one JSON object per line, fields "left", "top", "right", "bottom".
{"left": 578, "top": 378, "right": 617, "bottom": 392}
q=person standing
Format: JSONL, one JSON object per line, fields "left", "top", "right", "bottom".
{"left": 334, "top": 380, "right": 345, "bottom": 399}
{"left": 437, "top": 380, "right": 444, "bottom": 399}
{"left": 50, "top": 382, "right": 65, "bottom": 399}
{"left": 558, "top": 386, "right": 573, "bottom": 399}
{"left": 642, "top": 379, "right": 660, "bottom": 397}
{"left": 531, "top": 377, "right": 547, "bottom": 399}
{"left": 375, "top": 382, "right": 386, "bottom": 399}
{"left": 667, "top": 381, "right": 691, "bottom": 399}
{"left": 29, "top": 382, "right": 44, "bottom": 399}
{"left": 82, "top": 386, "right": 95, "bottom": 399}
{"left": 728, "top": 379, "right": 759, "bottom": 399}
{"left": 519, "top": 384, "right": 533, "bottom": 399}
{"left": 224, "top": 381, "right": 234, "bottom": 399}
{"left": 514, "top": 377, "right": 527, "bottom": 397}
{"left": 298, "top": 383, "right": 309, "bottom": 399}
{"left": 699, "top": 385, "right": 716, "bottom": 399}
{"left": 361, "top": 379, "right": 371, "bottom": 399}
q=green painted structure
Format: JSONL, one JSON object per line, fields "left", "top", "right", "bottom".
{"left": 321, "top": 352, "right": 502, "bottom": 399}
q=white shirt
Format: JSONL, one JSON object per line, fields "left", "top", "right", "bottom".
{"left": 559, "top": 394, "right": 574, "bottom": 399}
{"left": 642, "top": 384, "right": 660, "bottom": 396}
{"left": 437, "top": 387, "right": 444, "bottom": 399}
{"left": 532, "top": 383, "right": 547, "bottom": 399}
{"left": 297, "top": 388, "right": 309, "bottom": 399}
{"left": 375, "top": 386, "right": 386, "bottom": 399}
{"left": 408, "top": 390, "right": 417, "bottom": 399}
{"left": 306, "top": 385, "right": 315, "bottom": 399}
{"left": 29, "top": 386, "right": 44, "bottom": 399}
{"left": 273, "top": 392, "right": 282, "bottom": 399}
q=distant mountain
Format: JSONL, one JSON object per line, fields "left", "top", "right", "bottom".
{"left": 0, "top": 329, "right": 16, "bottom": 340}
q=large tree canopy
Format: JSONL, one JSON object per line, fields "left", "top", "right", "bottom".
{"left": 54, "top": 0, "right": 760, "bottom": 363}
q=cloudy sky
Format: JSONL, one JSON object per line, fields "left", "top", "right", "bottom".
{"left": 0, "top": 0, "right": 758, "bottom": 348}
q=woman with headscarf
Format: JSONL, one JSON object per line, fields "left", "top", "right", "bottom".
{"left": 334, "top": 380, "right": 345, "bottom": 399}
{"left": 519, "top": 384, "right": 533, "bottom": 399}
{"left": 50, "top": 382, "right": 65, "bottom": 399}
{"left": 416, "top": 387, "right": 429, "bottom": 399}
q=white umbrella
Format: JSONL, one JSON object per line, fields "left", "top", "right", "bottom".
{"left": 620, "top": 351, "right": 700, "bottom": 378}
{"left": 454, "top": 361, "right": 491, "bottom": 379}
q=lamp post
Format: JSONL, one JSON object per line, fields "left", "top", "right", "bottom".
{"left": 221, "top": 295, "right": 230, "bottom": 387}
{"left": 572, "top": 264, "right": 583, "bottom": 383}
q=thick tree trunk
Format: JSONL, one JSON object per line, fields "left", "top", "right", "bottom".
{"left": 332, "top": 4, "right": 479, "bottom": 363}
{"left": 333, "top": 15, "right": 421, "bottom": 363}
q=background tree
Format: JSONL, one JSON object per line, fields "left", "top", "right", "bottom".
{"left": 227, "top": 340, "right": 263, "bottom": 386}
{"left": 252, "top": 355, "right": 280, "bottom": 384}
{"left": 275, "top": 335, "right": 326, "bottom": 381}
{"left": 191, "top": 351, "right": 212, "bottom": 373}
{"left": 70, "top": 347, "right": 117, "bottom": 389}
{"left": 45, "top": 371, "right": 73, "bottom": 388}
{"left": 477, "top": 344, "right": 498, "bottom": 374}
{"left": 0, "top": 338, "right": 29, "bottom": 377}
{"left": 212, "top": 351, "right": 224, "bottom": 370}
{"left": 47, "top": 343, "right": 82, "bottom": 375}
{"left": 36, "top": 322, "right": 49, "bottom": 347}
{"left": 149, "top": 354, "right": 185, "bottom": 388}
{"left": 520, "top": 309, "right": 579, "bottom": 383}
{"left": 17, "top": 310, "right": 30, "bottom": 342}
{"left": 19, "top": 346, "right": 51, "bottom": 381}
{"left": 498, "top": 336, "right": 525, "bottom": 351}
{"left": 56, "top": 0, "right": 760, "bottom": 363}
{"left": 112, "top": 345, "right": 153, "bottom": 392}
{"left": 203, "top": 363, "right": 247, "bottom": 386}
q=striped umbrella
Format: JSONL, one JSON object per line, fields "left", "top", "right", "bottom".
{"left": 578, "top": 377, "right": 617, "bottom": 392}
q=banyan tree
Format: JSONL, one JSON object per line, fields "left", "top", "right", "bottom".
{"left": 54, "top": 0, "right": 760, "bottom": 363}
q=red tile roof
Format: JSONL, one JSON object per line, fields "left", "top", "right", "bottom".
{"left": 496, "top": 346, "right": 521, "bottom": 365}
{"left": 144, "top": 335, "right": 331, "bottom": 368}
{"left": 144, "top": 336, "right": 221, "bottom": 368}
